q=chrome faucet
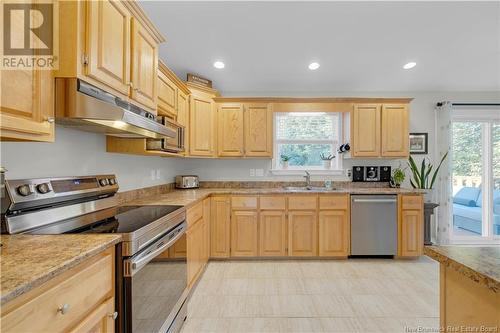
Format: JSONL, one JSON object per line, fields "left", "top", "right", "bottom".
{"left": 304, "top": 171, "right": 311, "bottom": 189}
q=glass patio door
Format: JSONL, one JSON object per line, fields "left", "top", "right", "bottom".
{"left": 450, "top": 109, "right": 500, "bottom": 243}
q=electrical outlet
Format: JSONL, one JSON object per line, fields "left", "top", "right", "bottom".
{"left": 150, "top": 169, "right": 156, "bottom": 180}
{"left": 249, "top": 169, "right": 255, "bottom": 177}
{"left": 156, "top": 169, "right": 161, "bottom": 180}
{"left": 255, "top": 168, "right": 264, "bottom": 177}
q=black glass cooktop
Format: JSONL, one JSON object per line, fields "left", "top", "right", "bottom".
{"left": 77, "top": 205, "right": 184, "bottom": 234}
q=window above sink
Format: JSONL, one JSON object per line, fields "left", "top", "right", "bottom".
{"left": 272, "top": 112, "right": 344, "bottom": 175}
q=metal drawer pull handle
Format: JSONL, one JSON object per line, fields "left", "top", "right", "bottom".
{"left": 57, "top": 303, "right": 70, "bottom": 315}
{"left": 352, "top": 199, "right": 397, "bottom": 203}
{"left": 108, "top": 312, "right": 118, "bottom": 320}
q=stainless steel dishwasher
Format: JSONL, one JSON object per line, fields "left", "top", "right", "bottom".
{"left": 351, "top": 195, "right": 398, "bottom": 256}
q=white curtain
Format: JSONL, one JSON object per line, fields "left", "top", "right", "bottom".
{"left": 434, "top": 102, "right": 453, "bottom": 244}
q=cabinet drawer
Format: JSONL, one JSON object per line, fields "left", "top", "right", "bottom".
{"left": 2, "top": 250, "right": 113, "bottom": 333}
{"left": 401, "top": 195, "right": 423, "bottom": 210}
{"left": 231, "top": 196, "right": 258, "bottom": 209}
{"left": 187, "top": 201, "right": 203, "bottom": 226}
{"left": 319, "top": 195, "right": 349, "bottom": 210}
{"left": 288, "top": 196, "right": 317, "bottom": 210}
{"left": 260, "top": 196, "right": 286, "bottom": 210}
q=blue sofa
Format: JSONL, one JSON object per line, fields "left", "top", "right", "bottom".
{"left": 453, "top": 187, "right": 500, "bottom": 235}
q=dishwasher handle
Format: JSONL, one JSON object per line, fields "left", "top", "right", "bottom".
{"left": 352, "top": 198, "right": 397, "bottom": 203}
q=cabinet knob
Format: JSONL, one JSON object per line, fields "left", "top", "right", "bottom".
{"left": 108, "top": 311, "right": 118, "bottom": 320}
{"left": 45, "top": 116, "right": 55, "bottom": 123}
{"left": 57, "top": 303, "right": 70, "bottom": 315}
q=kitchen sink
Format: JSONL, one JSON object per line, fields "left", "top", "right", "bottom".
{"left": 283, "top": 186, "right": 337, "bottom": 192}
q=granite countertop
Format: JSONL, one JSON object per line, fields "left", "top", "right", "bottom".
{"left": 424, "top": 246, "right": 500, "bottom": 293}
{"left": 0, "top": 234, "right": 122, "bottom": 305}
{"left": 126, "top": 187, "right": 425, "bottom": 208}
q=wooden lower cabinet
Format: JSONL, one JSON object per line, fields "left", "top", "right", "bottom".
{"left": 259, "top": 210, "right": 287, "bottom": 256}
{"left": 69, "top": 297, "right": 115, "bottom": 333}
{"left": 187, "top": 218, "right": 204, "bottom": 287}
{"left": 210, "top": 196, "right": 231, "bottom": 258}
{"left": 318, "top": 210, "right": 350, "bottom": 257}
{"left": 399, "top": 195, "right": 424, "bottom": 257}
{"left": 1, "top": 248, "right": 116, "bottom": 333}
{"left": 288, "top": 210, "right": 318, "bottom": 256}
{"left": 231, "top": 210, "right": 258, "bottom": 257}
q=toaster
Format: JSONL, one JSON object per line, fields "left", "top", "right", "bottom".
{"left": 175, "top": 175, "right": 199, "bottom": 189}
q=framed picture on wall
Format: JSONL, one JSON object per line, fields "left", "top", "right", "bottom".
{"left": 409, "top": 133, "right": 428, "bottom": 154}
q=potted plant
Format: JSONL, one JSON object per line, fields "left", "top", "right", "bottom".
{"left": 408, "top": 152, "right": 448, "bottom": 202}
{"left": 320, "top": 153, "right": 335, "bottom": 169}
{"left": 280, "top": 154, "right": 291, "bottom": 169}
{"left": 390, "top": 166, "right": 406, "bottom": 188}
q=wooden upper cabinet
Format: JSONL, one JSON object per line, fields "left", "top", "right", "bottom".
{"left": 210, "top": 196, "right": 231, "bottom": 258}
{"left": 0, "top": 6, "right": 54, "bottom": 142}
{"left": 231, "top": 210, "right": 258, "bottom": 257}
{"left": 399, "top": 195, "right": 424, "bottom": 257}
{"left": 177, "top": 90, "right": 189, "bottom": 126}
{"left": 244, "top": 103, "right": 272, "bottom": 157}
{"left": 381, "top": 104, "right": 409, "bottom": 157}
{"left": 1, "top": 69, "right": 54, "bottom": 142}
{"left": 86, "top": 0, "right": 131, "bottom": 96}
{"left": 189, "top": 87, "right": 217, "bottom": 157}
{"left": 130, "top": 18, "right": 158, "bottom": 110}
{"left": 288, "top": 210, "right": 317, "bottom": 257}
{"left": 259, "top": 210, "right": 287, "bottom": 257}
{"left": 218, "top": 104, "right": 244, "bottom": 157}
{"left": 351, "top": 104, "right": 381, "bottom": 157}
{"left": 157, "top": 62, "right": 178, "bottom": 117}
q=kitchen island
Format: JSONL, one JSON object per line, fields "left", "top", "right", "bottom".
{"left": 425, "top": 246, "right": 500, "bottom": 331}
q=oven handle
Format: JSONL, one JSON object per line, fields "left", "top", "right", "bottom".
{"left": 126, "top": 222, "right": 186, "bottom": 276}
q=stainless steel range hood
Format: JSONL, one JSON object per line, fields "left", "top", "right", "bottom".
{"left": 55, "top": 78, "right": 175, "bottom": 139}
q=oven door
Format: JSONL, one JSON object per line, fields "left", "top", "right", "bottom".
{"left": 123, "top": 221, "right": 187, "bottom": 333}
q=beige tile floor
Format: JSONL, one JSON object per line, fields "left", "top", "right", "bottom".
{"left": 182, "top": 257, "right": 439, "bottom": 333}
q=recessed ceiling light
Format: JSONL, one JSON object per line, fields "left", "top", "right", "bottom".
{"left": 213, "top": 61, "right": 225, "bottom": 69}
{"left": 308, "top": 62, "right": 320, "bottom": 70}
{"left": 403, "top": 62, "right": 417, "bottom": 69}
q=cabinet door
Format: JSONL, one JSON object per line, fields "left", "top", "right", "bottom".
{"left": 131, "top": 19, "right": 158, "bottom": 110}
{"left": 244, "top": 103, "right": 272, "bottom": 157}
{"left": 157, "top": 70, "right": 177, "bottom": 117}
{"left": 381, "top": 104, "right": 409, "bottom": 157}
{"left": 86, "top": 0, "right": 131, "bottom": 96}
{"left": 169, "top": 234, "right": 187, "bottom": 258}
{"left": 202, "top": 198, "right": 211, "bottom": 263}
{"left": 177, "top": 90, "right": 189, "bottom": 127}
{"left": 1, "top": 69, "right": 54, "bottom": 141}
{"left": 187, "top": 219, "right": 202, "bottom": 287}
{"left": 231, "top": 210, "right": 258, "bottom": 257}
{"left": 259, "top": 210, "right": 287, "bottom": 256}
{"left": 351, "top": 104, "right": 381, "bottom": 157}
{"left": 288, "top": 211, "right": 317, "bottom": 256}
{"left": 69, "top": 297, "right": 115, "bottom": 333}
{"left": 210, "top": 196, "right": 231, "bottom": 258}
{"left": 190, "top": 95, "right": 216, "bottom": 156}
{"left": 319, "top": 210, "right": 350, "bottom": 257}
{"left": 400, "top": 209, "right": 423, "bottom": 256}
{"left": 218, "top": 104, "right": 244, "bottom": 157}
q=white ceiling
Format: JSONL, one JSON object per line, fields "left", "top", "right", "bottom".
{"left": 140, "top": 1, "right": 500, "bottom": 94}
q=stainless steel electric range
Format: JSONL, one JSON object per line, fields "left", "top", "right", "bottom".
{"left": 1, "top": 175, "right": 188, "bottom": 333}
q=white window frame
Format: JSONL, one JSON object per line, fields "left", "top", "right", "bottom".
{"left": 271, "top": 112, "right": 344, "bottom": 175}
{"left": 449, "top": 109, "right": 500, "bottom": 244}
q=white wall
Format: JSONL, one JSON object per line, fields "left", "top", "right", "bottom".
{"left": 0, "top": 127, "right": 186, "bottom": 191}
{"left": 1, "top": 91, "right": 498, "bottom": 190}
